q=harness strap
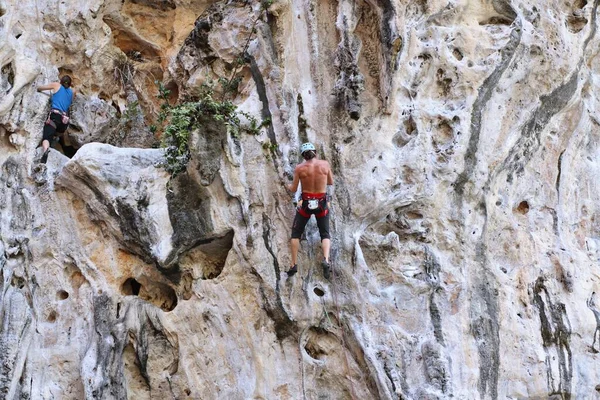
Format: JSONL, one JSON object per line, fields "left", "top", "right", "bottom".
{"left": 315, "top": 208, "right": 328, "bottom": 218}
{"left": 297, "top": 207, "right": 311, "bottom": 218}
{"left": 301, "top": 192, "right": 326, "bottom": 200}
{"left": 45, "top": 115, "right": 56, "bottom": 129}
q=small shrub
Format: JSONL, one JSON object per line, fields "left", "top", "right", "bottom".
{"left": 159, "top": 82, "right": 268, "bottom": 176}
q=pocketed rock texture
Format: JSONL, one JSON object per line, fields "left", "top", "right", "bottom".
{"left": 3, "top": 0, "right": 600, "bottom": 399}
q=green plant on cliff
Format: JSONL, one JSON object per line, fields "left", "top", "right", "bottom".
{"left": 158, "top": 82, "right": 270, "bottom": 176}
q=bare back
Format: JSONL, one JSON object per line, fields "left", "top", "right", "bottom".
{"left": 292, "top": 159, "right": 333, "bottom": 194}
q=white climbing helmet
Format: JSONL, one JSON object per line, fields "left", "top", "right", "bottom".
{"left": 300, "top": 142, "right": 316, "bottom": 154}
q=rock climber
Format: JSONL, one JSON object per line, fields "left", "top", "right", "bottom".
{"left": 36, "top": 75, "right": 76, "bottom": 163}
{"left": 287, "top": 142, "right": 334, "bottom": 279}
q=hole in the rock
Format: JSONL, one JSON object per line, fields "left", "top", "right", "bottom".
{"left": 57, "top": 290, "right": 69, "bottom": 300}
{"left": 15, "top": 33, "right": 21, "bottom": 39}
{"left": 112, "top": 101, "right": 122, "bottom": 118}
{"left": 452, "top": 48, "right": 463, "bottom": 61}
{"left": 313, "top": 287, "right": 325, "bottom": 297}
{"left": 165, "top": 80, "right": 179, "bottom": 104}
{"left": 304, "top": 326, "right": 338, "bottom": 361}
{"left": 122, "top": 277, "right": 142, "bottom": 296}
{"left": 126, "top": 50, "right": 144, "bottom": 62}
{"left": 70, "top": 269, "right": 87, "bottom": 290}
{"left": 0, "top": 6, "right": 5, "bottom": 17}
{"left": 181, "top": 271, "right": 193, "bottom": 301}
{"left": 47, "top": 310, "right": 58, "bottom": 323}
{"left": 54, "top": 133, "right": 79, "bottom": 158}
{"left": 117, "top": 302, "right": 121, "bottom": 318}
{"left": 566, "top": 15, "right": 588, "bottom": 33}
{"left": 2, "top": 63, "right": 15, "bottom": 87}
{"left": 191, "top": 230, "right": 234, "bottom": 280}
{"left": 516, "top": 201, "right": 530, "bottom": 215}
{"left": 575, "top": 0, "right": 588, "bottom": 9}
{"left": 0, "top": 125, "right": 14, "bottom": 149}
{"left": 406, "top": 211, "right": 423, "bottom": 220}
{"left": 121, "top": 277, "right": 178, "bottom": 312}
{"left": 11, "top": 275, "right": 25, "bottom": 289}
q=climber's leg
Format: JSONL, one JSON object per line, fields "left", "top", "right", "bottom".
{"left": 289, "top": 211, "right": 310, "bottom": 276}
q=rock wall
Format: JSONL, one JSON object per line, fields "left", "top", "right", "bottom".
{"left": 2, "top": 0, "right": 600, "bottom": 399}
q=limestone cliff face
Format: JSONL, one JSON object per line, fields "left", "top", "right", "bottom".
{"left": 1, "top": 0, "right": 600, "bottom": 399}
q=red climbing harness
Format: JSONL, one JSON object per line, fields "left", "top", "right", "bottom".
{"left": 45, "top": 109, "right": 69, "bottom": 129}
{"left": 297, "top": 192, "right": 328, "bottom": 218}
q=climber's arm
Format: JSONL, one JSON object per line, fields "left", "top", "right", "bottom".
{"left": 327, "top": 166, "right": 333, "bottom": 185}
{"left": 36, "top": 82, "right": 60, "bottom": 93}
{"left": 288, "top": 167, "right": 300, "bottom": 193}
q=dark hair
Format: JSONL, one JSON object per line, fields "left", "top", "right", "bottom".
{"left": 302, "top": 150, "right": 316, "bottom": 160}
{"left": 60, "top": 75, "right": 72, "bottom": 88}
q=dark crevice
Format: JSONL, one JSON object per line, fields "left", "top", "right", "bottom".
{"left": 122, "top": 278, "right": 142, "bottom": 296}
{"left": 329, "top": 143, "right": 352, "bottom": 219}
{"left": 1, "top": 62, "right": 14, "bottom": 88}
{"left": 470, "top": 267, "right": 500, "bottom": 400}
{"left": 533, "top": 277, "right": 573, "bottom": 398}
{"left": 120, "top": 277, "right": 177, "bottom": 312}
{"left": 429, "top": 292, "right": 444, "bottom": 345}
{"left": 382, "top": 362, "right": 397, "bottom": 395}
{"left": 262, "top": 214, "right": 281, "bottom": 292}
{"left": 260, "top": 215, "right": 297, "bottom": 341}
{"left": 424, "top": 248, "right": 445, "bottom": 345}
{"left": 297, "top": 93, "right": 308, "bottom": 143}
{"left": 128, "top": 0, "right": 176, "bottom": 11}
{"left": 249, "top": 266, "right": 297, "bottom": 341}
{"left": 516, "top": 200, "right": 530, "bottom": 214}
{"left": 556, "top": 150, "right": 565, "bottom": 195}
{"left": 334, "top": 17, "right": 364, "bottom": 120}
{"left": 500, "top": 70, "right": 579, "bottom": 184}
{"left": 340, "top": 325, "right": 384, "bottom": 398}
{"left": 304, "top": 326, "right": 333, "bottom": 360}
{"left": 453, "top": 19, "right": 522, "bottom": 198}
{"left": 246, "top": 54, "right": 276, "bottom": 146}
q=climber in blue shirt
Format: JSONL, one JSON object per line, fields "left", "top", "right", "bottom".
{"left": 36, "top": 75, "right": 76, "bottom": 163}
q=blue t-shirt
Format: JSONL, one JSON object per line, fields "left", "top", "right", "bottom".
{"left": 51, "top": 85, "right": 73, "bottom": 113}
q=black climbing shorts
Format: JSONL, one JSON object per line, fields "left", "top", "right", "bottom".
{"left": 43, "top": 112, "right": 69, "bottom": 142}
{"left": 291, "top": 195, "right": 330, "bottom": 240}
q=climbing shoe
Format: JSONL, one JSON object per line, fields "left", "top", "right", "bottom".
{"left": 287, "top": 264, "right": 298, "bottom": 277}
{"left": 40, "top": 149, "right": 49, "bottom": 164}
{"left": 322, "top": 260, "right": 331, "bottom": 280}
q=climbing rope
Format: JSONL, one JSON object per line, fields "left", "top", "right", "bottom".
{"left": 327, "top": 201, "right": 359, "bottom": 400}
{"left": 33, "top": 0, "right": 51, "bottom": 65}
{"left": 329, "top": 258, "right": 359, "bottom": 400}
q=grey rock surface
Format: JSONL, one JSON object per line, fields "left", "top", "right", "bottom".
{"left": 1, "top": 0, "right": 600, "bottom": 399}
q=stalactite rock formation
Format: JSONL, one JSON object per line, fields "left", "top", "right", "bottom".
{"left": 2, "top": 0, "right": 600, "bottom": 399}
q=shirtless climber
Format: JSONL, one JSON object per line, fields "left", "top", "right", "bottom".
{"left": 287, "top": 142, "right": 334, "bottom": 279}
{"left": 36, "top": 75, "right": 76, "bottom": 163}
